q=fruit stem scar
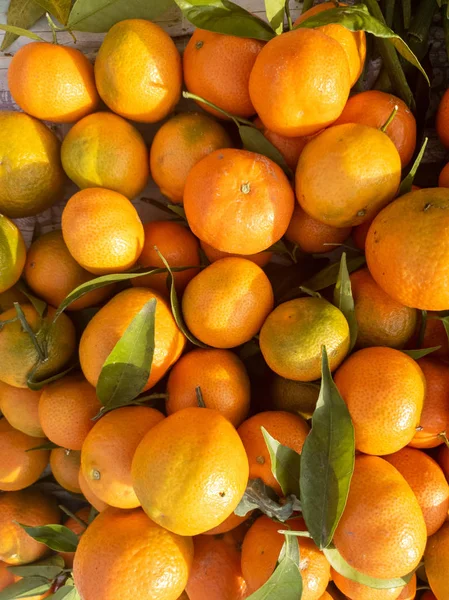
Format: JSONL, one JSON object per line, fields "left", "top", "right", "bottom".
{"left": 241, "top": 182, "right": 251, "bottom": 194}
{"left": 91, "top": 469, "right": 101, "bottom": 480}
{"left": 256, "top": 455, "right": 265, "bottom": 464}
{"left": 357, "top": 209, "right": 366, "bottom": 217}
{"left": 195, "top": 41, "right": 204, "bottom": 49}
{"left": 423, "top": 203, "right": 432, "bottom": 211}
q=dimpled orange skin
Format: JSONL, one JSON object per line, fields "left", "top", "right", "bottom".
{"left": 200, "top": 240, "right": 273, "bottom": 268}
{"left": 61, "top": 112, "right": 149, "bottom": 199}
{"left": 8, "top": 42, "right": 99, "bottom": 123}
{"left": 132, "top": 407, "right": 249, "bottom": 536}
{"left": 436, "top": 88, "right": 449, "bottom": 148}
{"left": 62, "top": 188, "right": 144, "bottom": 275}
{"left": 249, "top": 28, "right": 350, "bottom": 137}
{"left": 334, "top": 455, "right": 427, "bottom": 579}
{"left": 38, "top": 376, "right": 101, "bottom": 451}
{"left": 285, "top": 205, "right": 352, "bottom": 254}
{"left": 296, "top": 124, "right": 402, "bottom": 228}
{"left": 0, "top": 382, "right": 44, "bottom": 437}
{"left": 80, "top": 288, "right": 185, "bottom": 391}
{"left": 350, "top": 268, "right": 418, "bottom": 349}
{"left": 78, "top": 468, "right": 109, "bottom": 513}
{"left": 332, "top": 570, "right": 416, "bottom": 600}
{"left": 334, "top": 91, "right": 417, "bottom": 167}
{"left": 366, "top": 188, "right": 449, "bottom": 311}
{"left": 60, "top": 506, "right": 91, "bottom": 568}
{"left": 182, "top": 257, "right": 274, "bottom": 349}
{"left": 241, "top": 516, "right": 330, "bottom": 599}
{"left": 166, "top": 348, "right": 251, "bottom": 427}
{"left": 204, "top": 511, "right": 250, "bottom": 536}
{"left": 385, "top": 447, "right": 449, "bottom": 536}
{"left": 73, "top": 508, "right": 194, "bottom": 600}
{"left": 132, "top": 220, "right": 201, "bottom": 296}
{"left": 334, "top": 347, "right": 425, "bottom": 455}
{"left": 24, "top": 230, "right": 113, "bottom": 311}
{"left": 94, "top": 19, "right": 182, "bottom": 123}
{"left": 183, "top": 29, "right": 264, "bottom": 119}
{"left": 81, "top": 407, "right": 165, "bottom": 509}
{"left": 0, "top": 490, "right": 60, "bottom": 565}
{"left": 237, "top": 410, "right": 310, "bottom": 496}
{"left": 184, "top": 149, "right": 294, "bottom": 255}
{"left": 150, "top": 112, "right": 232, "bottom": 203}
{"left": 294, "top": 2, "right": 366, "bottom": 87}
{"left": 425, "top": 521, "right": 449, "bottom": 600}
{"left": 410, "top": 358, "right": 449, "bottom": 449}
{"left": 50, "top": 448, "right": 82, "bottom": 494}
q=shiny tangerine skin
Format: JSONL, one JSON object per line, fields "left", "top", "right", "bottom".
{"left": 200, "top": 240, "right": 273, "bottom": 269}
{"left": 285, "top": 205, "right": 352, "bottom": 254}
{"left": 0, "top": 381, "right": 44, "bottom": 438}
{"left": 425, "top": 521, "right": 449, "bottom": 600}
{"left": 333, "top": 455, "right": 427, "bottom": 579}
{"left": 49, "top": 448, "right": 82, "bottom": 494}
{"left": 332, "top": 570, "right": 416, "bottom": 600}
{"left": 184, "top": 149, "right": 294, "bottom": 255}
{"left": 78, "top": 468, "right": 109, "bottom": 513}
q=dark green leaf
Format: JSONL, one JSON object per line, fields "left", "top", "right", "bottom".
{"left": 0, "top": 577, "right": 51, "bottom": 600}
{"left": 264, "top": 0, "right": 285, "bottom": 34}
{"left": 0, "top": 0, "right": 45, "bottom": 51}
{"left": 0, "top": 24, "right": 45, "bottom": 42}
{"left": 96, "top": 298, "right": 156, "bottom": 409}
{"left": 301, "top": 256, "right": 366, "bottom": 292}
{"left": 16, "top": 523, "right": 80, "bottom": 553}
{"left": 239, "top": 126, "right": 293, "bottom": 177}
{"left": 262, "top": 427, "right": 301, "bottom": 497}
{"left": 16, "top": 281, "right": 47, "bottom": 318}
{"left": 33, "top": 0, "right": 72, "bottom": 24}
{"left": 323, "top": 545, "right": 414, "bottom": 589}
{"left": 333, "top": 253, "right": 357, "bottom": 350}
{"left": 239, "top": 339, "right": 261, "bottom": 361}
{"left": 67, "top": 0, "right": 172, "bottom": 32}
{"left": 300, "top": 347, "right": 355, "bottom": 549}
{"left": 295, "top": 4, "right": 429, "bottom": 83}
{"left": 27, "top": 362, "right": 79, "bottom": 391}
{"left": 398, "top": 137, "right": 428, "bottom": 196}
{"left": 166, "top": 204, "right": 187, "bottom": 220}
{"left": 234, "top": 478, "right": 299, "bottom": 521}
{"left": 172, "top": 0, "right": 276, "bottom": 41}
{"left": 402, "top": 346, "right": 441, "bottom": 359}
{"left": 7, "top": 564, "right": 63, "bottom": 580}
{"left": 26, "top": 441, "right": 60, "bottom": 452}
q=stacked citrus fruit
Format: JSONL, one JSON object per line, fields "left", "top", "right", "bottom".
{"left": 0, "top": 2, "right": 448, "bottom": 600}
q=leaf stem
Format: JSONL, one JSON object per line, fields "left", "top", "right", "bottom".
{"left": 285, "top": 0, "right": 293, "bottom": 30}
{"left": 380, "top": 105, "right": 399, "bottom": 132}
{"left": 439, "top": 431, "right": 449, "bottom": 449}
{"left": 14, "top": 303, "right": 46, "bottom": 363}
{"left": 278, "top": 529, "right": 312, "bottom": 537}
{"left": 58, "top": 505, "right": 88, "bottom": 531}
{"left": 182, "top": 91, "right": 254, "bottom": 127}
{"left": 45, "top": 12, "right": 58, "bottom": 44}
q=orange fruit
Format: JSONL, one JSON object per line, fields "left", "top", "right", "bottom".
{"left": 8, "top": 41, "right": 99, "bottom": 123}
{"left": 270, "top": 375, "right": 320, "bottom": 419}
{"left": 95, "top": 19, "right": 181, "bottom": 123}
{"left": 249, "top": 28, "right": 350, "bottom": 137}
{"left": 183, "top": 29, "right": 264, "bottom": 118}
{"left": 438, "top": 444, "right": 449, "bottom": 481}
{"left": 0, "top": 112, "right": 65, "bottom": 218}
{"left": 285, "top": 205, "right": 352, "bottom": 254}
{"left": 38, "top": 375, "right": 102, "bottom": 451}
{"left": 24, "top": 230, "right": 113, "bottom": 311}
{"left": 0, "top": 421, "right": 48, "bottom": 491}
{"left": 204, "top": 511, "right": 250, "bottom": 536}
{"left": 350, "top": 267, "right": 418, "bottom": 349}
{"left": 200, "top": 240, "right": 272, "bottom": 268}
{"left": 184, "top": 148, "right": 294, "bottom": 255}
{"left": 334, "top": 347, "right": 425, "bottom": 455}
{"left": 78, "top": 468, "right": 109, "bottom": 513}
{"left": 182, "top": 257, "right": 274, "bottom": 348}
{"left": 422, "top": 315, "right": 449, "bottom": 363}
{"left": 0, "top": 285, "right": 26, "bottom": 313}
{"left": 185, "top": 531, "right": 247, "bottom": 600}
{"left": 260, "top": 297, "right": 350, "bottom": 382}
{"left": 80, "top": 287, "right": 185, "bottom": 391}
{"left": 50, "top": 448, "right": 82, "bottom": 494}
{"left": 0, "top": 215, "right": 26, "bottom": 294}
{"left": 439, "top": 161, "right": 449, "bottom": 188}
{"left": 0, "top": 489, "right": 60, "bottom": 565}
{"left": 237, "top": 410, "right": 309, "bottom": 496}
{"left": 241, "top": 516, "right": 330, "bottom": 599}
{"left": 61, "top": 188, "right": 144, "bottom": 275}
{"left": 254, "top": 117, "right": 315, "bottom": 171}
{"left": 166, "top": 348, "right": 251, "bottom": 427}
{"left": 334, "top": 454, "right": 427, "bottom": 579}
{"left": 60, "top": 506, "right": 90, "bottom": 568}
{"left": 295, "top": 2, "right": 366, "bottom": 87}
{"left": 332, "top": 570, "right": 416, "bottom": 600}
{"left": 334, "top": 91, "right": 417, "bottom": 166}
{"left": 61, "top": 112, "right": 149, "bottom": 199}
{"left": 436, "top": 88, "right": 449, "bottom": 148}
{"left": 352, "top": 217, "right": 374, "bottom": 251}
{"left": 296, "top": 124, "right": 401, "bottom": 228}
{"left": 81, "top": 406, "right": 164, "bottom": 509}
{"left": 366, "top": 188, "right": 449, "bottom": 310}
{"left": 410, "top": 358, "right": 449, "bottom": 449}
{"left": 150, "top": 112, "right": 232, "bottom": 202}
{"left": 0, "top": 381, "right": 44, "bottom": 437}
{"left": 73, "top": 507, "right": 194, "bottom": 600}
{"left": 425, "top": 521, "right": 449, "bottom": 599}
{"left": 385, "top": 447, "right": 449, "bottom": 536}
{"left": 0, "top": 304, "right": 76, "bottom": 389}
{"left": 132, "top": 220, "right": 201, "bottom": 296}
{"left": 132, "top": 407, "right": 249, "bottom": 536}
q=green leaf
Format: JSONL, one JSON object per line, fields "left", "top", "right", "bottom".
{"left": 96, "top": 298, "right": 156, "bottom": 410}
{"left": 16, "top": 523, "right": 80, "bottom": 553}
{"left": 262, "top": 427, "right": 301, "bottom": 497}
{"left": 196, "top": 386, "right": 206, "bottom": 408}
{"left": 140, "top": 198, "right": 187, "bottom": 221}
{"left": 239, "top": 126, "right": 293, "bottom": 177}
{"left": 301, "top": 256, "right": 366, "bottom": 292}
{"left": 166, "top": 204, "right": 187, "bottom": 220}
{"left": 398, "top": 137, "right": 428, "bottom": 196}
{"left": 26, "top": 441, "right": 59, "bottom": 452}
{"left": 264, "top": 0, "right": 285, "bottom": 34}
{"left": 14, "top": 303, "right": 46, "bottom": 363}
{"left": 295, "top": 4, "right": 429, "bottom": 84}
{"left": 234, "top": 478, "right": 299, "bottom": 522}
{"left": 7, "top": 564, "right": 63, "bottom": 580}
{"left": 47, "top": 585, "right": 81, "bottom": 600}
{"left": 0, "top": 24, "right": 45, "bottom": 42}
{"left": 27, "top": 362, "right": 78, "bottom": 391}
{"left": 323, "top": 545, "right": 414, "bottom": 589}
{"left": 33, "top": 0, "right": 72, "bottom": 24}
{"left": 300, "top": 347, "right": 355, "bottom": 550}
{"left": 172, "top": 0, "right": 276, "bottom": 41}
{"left": 0, "top": 577, "right": 51, "bottom": 600}
{"left": 402, "top": 346, "right": 441, "bottom": 359}
{"left": 67, "top": 0, "right": 172, "bottom": 32}
{"left": 246, "top": 533, "right": 302, "bottom": 600}
{"left": 333, "top": 253, "right": 357, "bottom": 350}
{"left": 0, "top": 0, "right": 45, "bottom": 51}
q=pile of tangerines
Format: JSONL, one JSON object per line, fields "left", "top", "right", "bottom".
{"left": 1, "top": 2, "right": 449, "bottom": 600}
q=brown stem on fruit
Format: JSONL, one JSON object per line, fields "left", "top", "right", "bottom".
{"left": 439, "top": 431, "right": 449, "bottom": 448}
